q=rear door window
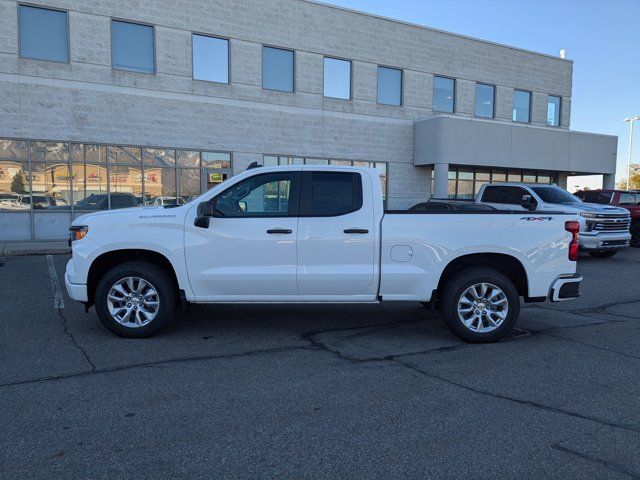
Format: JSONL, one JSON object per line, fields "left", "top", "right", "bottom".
{"left": 481, "top": 186, "right": 527, "bottom": 204}
{"left": 301, "top": 172, "right": 362, "bottom": 216}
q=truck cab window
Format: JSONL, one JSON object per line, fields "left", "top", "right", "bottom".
{"left": 481, "top": 186, "right": 527, "bottom": 204}
{"left": 215, "top": 172, "right": 298, "bottom": 217}
{"left": 302, "top": 172, "right": 362, "bottom": 216}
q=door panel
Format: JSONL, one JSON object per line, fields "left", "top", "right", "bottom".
{"left": 297, "top": 171, "right": 376, "bottom": 299}
{"left": 185, "top": 171, "right": 301, "bottom": 301}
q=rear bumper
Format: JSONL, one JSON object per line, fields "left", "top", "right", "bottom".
{"left": 549, "top": 274, "right": 583, "bottom": 302}
{"left": 579, "top": 231, "right": 631, "bottom": 250}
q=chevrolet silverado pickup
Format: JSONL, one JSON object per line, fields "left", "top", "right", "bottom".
{"left": 65, "top": 166, "right": 583, "bottom": 342}
{"left": 476, "top": 183, "right": 631, "bottom": 258}
{"left": 574, "top": 189, "right": 640, "bottom": 248}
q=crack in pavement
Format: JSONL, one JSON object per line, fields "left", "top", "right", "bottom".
{"left": 393, "top": 359, "right": 640, "bottom": 435}
{"left": 550, "top": 444, "right": 640, "bottom": 479}
{"left": 0, "top": 345, "right": 314, "bottom": 388}
{"left": 58, "top": 308, "right": 96, "bottom": 372}
{"left": 539, "top": 331, "right": 640, "bottom": 362}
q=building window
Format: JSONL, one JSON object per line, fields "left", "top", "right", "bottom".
{"left": 433, "top": 76, "right": 455, "bottom": 113}
{"left": 547, "top": 95, "right": 561, "bottom": 127}
{"left": 475, "top": 83, "right": 495, "bottom": 118}
{"left": 111, "top": 20, "right": 155, "bottom": 73}
{"left": 192, "top": 34, "right": 229, "bottom": 83}
{"left": 262, "top": 46, "right": 294, "bottom": 92}
{"left": 377, "top": 66, "right": 402, "bottom": 106}
{"left": 434, "top": 166, "right": 556, "bottom": 200}
{"left": 323, "top": 58, "right": 351, "bottom": 99}
{"left": 512, "top": 90, "right": 531, "bottom": 123}
{"left": 18, "top": 5, "right": 69, "bottom": 63}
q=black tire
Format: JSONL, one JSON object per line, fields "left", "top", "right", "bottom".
{"left": 95, "top": 261, "right": 177, "bottom": 338}
{"left": 631, "top": 225, "right": 640, "bottom": 248}
{"left": 440, "top": 267, "right": 520, "bottom": 343}
{"left": 588, "top": 250, "right": 617, "bottom": 258}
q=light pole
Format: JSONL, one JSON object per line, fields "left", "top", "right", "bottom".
{"left": 624, "top": 116, "right": 640, "bottom": 190}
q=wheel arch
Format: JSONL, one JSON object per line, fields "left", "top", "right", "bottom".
{"left": 436, "top": 253, "right": 531, "bottom": 300}
{"left": 87, "top": 249, "right": 180, "bottom": 305}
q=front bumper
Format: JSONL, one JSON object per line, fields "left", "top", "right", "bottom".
{"left": 65, "top": 259, "right": 88, "bottom": 302}
{"left": 579, "top": 231, "right": 631, "bottom": 251}
{"left": 549, "top": 274, "right": 583, "bottom": 302}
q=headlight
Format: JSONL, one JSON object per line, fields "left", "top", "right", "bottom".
{"left": 580, "top": 212, "right": 596, "bottom": 218}
{"left": 69, "top": 225, "right": 88, "bottom": 244}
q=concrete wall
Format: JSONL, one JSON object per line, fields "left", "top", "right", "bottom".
{"left": 0, "top": 0, "right": 575, "bottom": 208}
{"left": 415, "top": 117, "right": 617, "bottom": 175}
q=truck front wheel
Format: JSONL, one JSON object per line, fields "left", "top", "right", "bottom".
{"left": 630, "top": 225, "right": 640, "bottom": 248}
{"left": 95, "top": 262, "right": 177, "bottom": 338}
{"left": 440, "top": 268, "right": 520, "bottom": 343}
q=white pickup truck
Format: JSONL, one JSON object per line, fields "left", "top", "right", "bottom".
{"left": 476, "top": 183, "right": 631, "bottom": 258}
{"left": 65, "top": 166, "right": 583, "bottom": 342}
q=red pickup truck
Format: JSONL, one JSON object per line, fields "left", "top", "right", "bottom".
{"left": 575, "top": 190, "right": 640, "bottom": 247}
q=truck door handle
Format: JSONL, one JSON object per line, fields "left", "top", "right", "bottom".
{"left": 344, "top": 228, "right": 369, "bottom": 234}
{"left": 267, "top": 229, "right": 292, "bottom": 234}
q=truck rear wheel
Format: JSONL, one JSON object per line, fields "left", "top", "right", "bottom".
{"left": 440, "top": 267, "right": 519, "bottom": 343}
{"left": 95, "top": 261, "right": 177, "bottom": 338}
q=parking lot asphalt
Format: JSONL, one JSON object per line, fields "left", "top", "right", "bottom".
{"left": 1, "top": 249, "right": 639, "bottom": 479}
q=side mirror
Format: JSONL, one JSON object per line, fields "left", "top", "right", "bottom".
{"left": 194, "top": 200, "right": 216, "bottom": 228}
{"left": 520, "top": 194, "right": 538, "bottom": 211}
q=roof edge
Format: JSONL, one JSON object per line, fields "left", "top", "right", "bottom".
{"left": 304, "top": 0, "right": 573, "bottom": 64}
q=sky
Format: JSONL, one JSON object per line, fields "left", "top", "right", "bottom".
{"left": 326, "top": 0, "right": 640, "bottom": 190}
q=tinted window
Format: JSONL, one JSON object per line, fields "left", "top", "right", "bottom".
{"left": 110, "top": 194, "right": 137, "bottom": 209}
{"left": 482, "top": 186, "right": 528, "bottom": 204}
{"left": 475, "top": 84, "right": 494, "bottom": 118}
{"left": 112, "top": 20, "right": 155, "bottom": 73}
{"left": 377, "top": 67, "right": 402, "bottom": 106}
{"left": 263, "top": 47, "right": 294, "bottom": 92}
{"left": 513, "top": 90, "right": 531, "bottom": 123}
{"left": 216, "top": 173, "right": 297, "bottom": 217}
{"left": 547, "top": 95, "right": 561, "bottom": 126}
{"left": 324, "top": 58, "right": 351, "bottom": 99}
{"left": 575, "top": 191, "right": 612, "bottom": 205}
{"left": 304, "top": 172, "right": 362, "bottom": 216}
{"left": 620, "top": 193, "right": 639, "bottom": 205}
{"left": 19, "top": 6, "right": 69, "bottom": 62}
{"left": 433, "top": 76, "right": 455, "bottom": 113}
{"left": 193, "top": 34, "right": 229, "bottom": 83}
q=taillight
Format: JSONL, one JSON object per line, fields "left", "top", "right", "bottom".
{"left": 565, "top": 221, "right": 580, "bottom": 261}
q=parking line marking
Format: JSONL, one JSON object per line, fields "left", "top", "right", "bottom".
{"left": 47, "top": 255, "right": 65, "bottom": 310}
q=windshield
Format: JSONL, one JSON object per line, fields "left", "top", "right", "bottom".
{"left": 531, "top": 186, "right": 581, "bottom": 205}
{"left": 574, "top": 191, "right": 613, "bottom": 205}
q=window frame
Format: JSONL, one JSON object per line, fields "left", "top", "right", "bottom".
{"left": 512, "top": 89, "right": 532, "bottom": 123}
{"left": 323, "top": 56, "right": 352, "bottom": 100}
{"left": 547, "top": 94, "right": 562, "bottom": 127}
{"left": 212, "top": 171, "right": 301, "bottom": 218}
{"left": 474, "top": 82, "right": 495, "bottom": 119}
{"left": 191, "top": 32, "right": 230, "bottom": 84}
{"left": 433, "top": 75, "right": 456, "bottom": 113}
{"left": 110, "top": 18, "right": 156, "bottom": 74}
{"left": 18, "top": 3, "right": 70, "bottom": 64}
{"left": 262, "top": 45, "right": 295, "bottom": 93}
{"left": 299, "top": 171, "right": 363, "bottom": 217}
{"left": 376, "top": 65, "right": 403, "bottom": 107}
